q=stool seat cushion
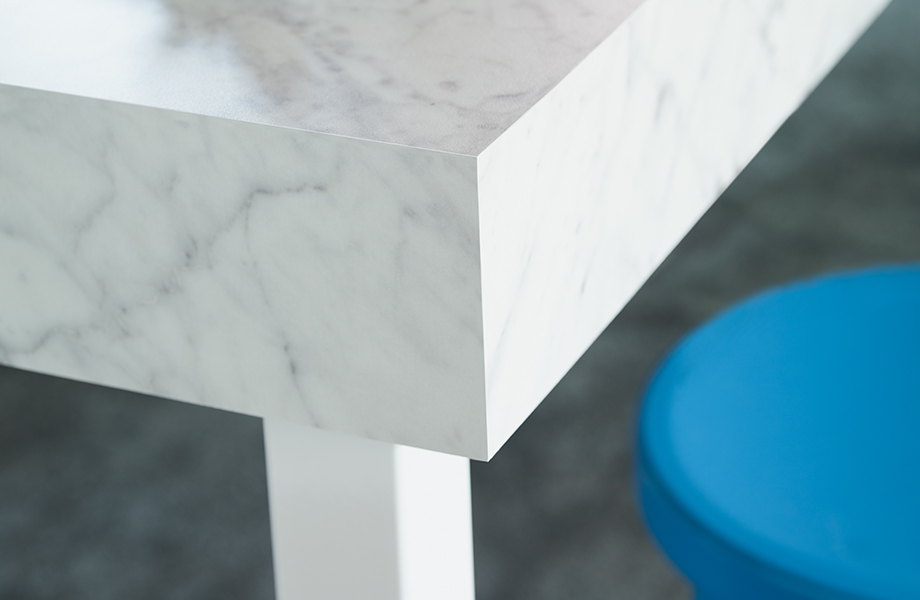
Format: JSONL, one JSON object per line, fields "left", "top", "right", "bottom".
{"left": 637, "top": 265, "right": 920, "bottom": 600}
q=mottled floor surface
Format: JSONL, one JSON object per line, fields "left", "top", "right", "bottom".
{"left": 1, "top": 1, "right": 919, "bottom": 598}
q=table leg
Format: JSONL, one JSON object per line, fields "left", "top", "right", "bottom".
{"left": 263, "top": 419, "right": 475, "bottom": 600}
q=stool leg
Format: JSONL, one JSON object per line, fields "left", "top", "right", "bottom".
{"left": 263, "top": 419, "right": 475, "bottom": 600}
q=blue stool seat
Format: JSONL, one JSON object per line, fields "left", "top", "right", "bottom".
{"left": 636, "top": 265, "right": 920, "bottom": 600}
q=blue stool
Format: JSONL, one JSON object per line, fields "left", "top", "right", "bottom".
{"left": 636, "top": 265, "right": 920, "bottom": 600}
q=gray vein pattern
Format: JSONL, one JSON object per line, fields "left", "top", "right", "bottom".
{"left": 0, "top": 90, "right": 486, "bottom": 456}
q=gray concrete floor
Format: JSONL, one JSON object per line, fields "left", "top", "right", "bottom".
{"left": 1, "top": 1, "right": 918, "bottom": 598}
{"left": 0, "top": 373, "right": 275, "bottom": 600}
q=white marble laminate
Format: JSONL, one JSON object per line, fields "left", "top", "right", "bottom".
{"left": 477, "top": 0, "right": 890, "bottom": 455}
{"left": 0, "top": 0, "right": 644, "bottom": 155}
{"left": 0, "top": 87, "right": 485, "bottom": 456}
{"left": 0, "top": 0, "right": 889, "bottom": 458}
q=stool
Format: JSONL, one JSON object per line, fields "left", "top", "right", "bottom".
{"left": 635, "top": 265, "right": 920, "bottom": 600}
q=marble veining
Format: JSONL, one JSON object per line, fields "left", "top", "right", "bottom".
{"left": 0, "top": 0, "right": 645, "bottom": 155}
{"left": 476, "top": 0, "right": 889, "bottom": 455}
{"left": 0, "top": 87, "right": 486, "bottom": 456}
{"left": 0, "top": 0, "right": 889, "bottom": 458}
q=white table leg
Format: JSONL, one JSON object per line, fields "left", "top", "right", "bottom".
{"left": 263, "top": 419, "right": 475, "bottom": 600}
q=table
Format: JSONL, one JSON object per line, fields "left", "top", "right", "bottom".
{"left": 0, "top": 0, "right": 889, "bottom": 598}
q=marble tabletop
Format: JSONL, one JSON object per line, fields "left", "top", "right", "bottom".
{"left": 0, "top": 0, "right": 889, "bottom": 459}
{"left": 0, "top": 0, "right": 644, "bottom": 155}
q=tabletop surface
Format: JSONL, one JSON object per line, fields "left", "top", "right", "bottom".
{"left": 0, "top": 0, "right": 643, "bottom": 155}
{"left": 0, "top": 0, "right": 890, "bottom": 458}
